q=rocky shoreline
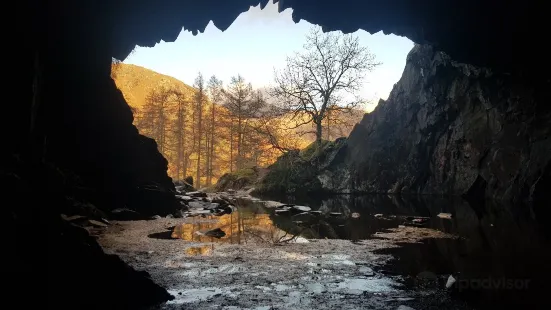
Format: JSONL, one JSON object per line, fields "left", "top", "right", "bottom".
{"left": 96, "top": 190, "right": 474, "bottom": 310}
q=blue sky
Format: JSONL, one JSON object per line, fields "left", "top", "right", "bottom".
{"left": 124, "top": 1, "right": 413, "bottom": 111}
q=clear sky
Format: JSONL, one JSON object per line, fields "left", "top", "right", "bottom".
{"left": 124, "top": 1, "right": 414, "bottom": 111}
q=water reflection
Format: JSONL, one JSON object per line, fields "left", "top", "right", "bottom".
{"left": 171, "top": 203, "right": 293, "bottom": 244}
{"left": 185, "top": 246, "right": 213, "bottom": 256}
{"left": 244, "top": 194, "right": 464, "bottom": 241}
{"left": 163, "top": 193, "right": 551, "bottom": 308}
{"left": 253, "top": 193, "right": 551, "bottom": 309}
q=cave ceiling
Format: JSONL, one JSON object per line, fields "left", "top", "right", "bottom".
{"left": 107, "top": 0, "right": 545, "bottom": 74}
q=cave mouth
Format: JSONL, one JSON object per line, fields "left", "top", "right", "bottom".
{"left": 112, "top": 1, "right": 414, "bottom": 189}
{"left": 7, "top": 1, "right": 550, "bottom": 309}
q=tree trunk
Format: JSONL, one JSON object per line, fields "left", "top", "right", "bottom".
{"left": 204, "top": 130, "right": 210, "bottom": 186}
{"left": 180, "top": 108, "right": 186, "bottom": 180}
{"left": 207, "top": 102, "right": 215, "bottom": 185}
{"left": 229, "top": 118, "right": 234, "bottom": 173}
{"left": 176, "top": 103, "right": 183, "bottom": 181}
{"left": 315, "top": 119, "right": 323, "bottom": 148}
{"left": 196, "top": 94, "right": 203, "bottom": 189}
{"left": 183, "top": 154, "right": 188, "bottom": 180}
{"left": 237, "top": 114, "right": 242, "bottom": 169}
{"left": 176, "top": 130, "right": 181, "bottom": 181}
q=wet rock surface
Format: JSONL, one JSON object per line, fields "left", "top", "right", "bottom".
{"left": 174, "top": 188, "right": 235, "bottom": 218}
{"left": 101, "top": 218, "right": 440, "bottom": 310}
{"left": 99, "top": 193, "right": 551, "bottom": 309}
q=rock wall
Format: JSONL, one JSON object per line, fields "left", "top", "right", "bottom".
{"left": 331, "top": 45, "right": 551, "bottom": 201}
{"left": 17, "top": 0, "right": 178, "bottom": 215}
{"left": 3, "top": 2, "right": 178, "bottom": 308}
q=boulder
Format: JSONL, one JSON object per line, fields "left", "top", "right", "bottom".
{"left": 188, "top": 201, "right": 209, "bottom": 209}
{"left": 176, "top": 195, "right": 193, "bottom": 201}
{"left": 110, "top": 208, "right": 146, "bottom": 221}
{"left": 213, "top": 205, "right": 234, "bottom": 216}
{"left": 292, "top": 205, "right": 311, "bottom": 212}
{"left": 173, "top": 209, "right": 185, "bottom": 218}
{"left": 87, "top": 219, "right": 109, "bottom": 228}
{"left": 211, "top": 197, "right": 230, "bottom": 206}
{"left": 214, "top": 167, "right": 261, "bottom": 192}
{"left": 204, "top": 228, "right": 226, "bottom": 238}
{"left": 185, "top": 191, "right": 207, "bottom": 198}
{"left": 174, "top": 181, "right": 195, "bottom": 193}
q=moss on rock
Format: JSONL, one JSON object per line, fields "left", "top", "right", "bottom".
{"left": 254, "top": 138, "right": 348, "bottom": 195}
{"left": 215, "top": 167, "right": 259, "bottom": 192}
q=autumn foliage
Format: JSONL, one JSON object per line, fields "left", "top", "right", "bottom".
{"left": 113, "top": 63, "right": 366, "bottom": 188}
{"left": 113, "top": 66, "right": 364, "bottom": 187}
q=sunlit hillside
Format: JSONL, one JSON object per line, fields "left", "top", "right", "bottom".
{"left": 112, "top": 63, "right": 197, "bottom": 110}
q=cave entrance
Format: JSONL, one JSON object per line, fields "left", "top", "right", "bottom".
{"left": 110, "top": 1, "right": 413, "bottom": 190}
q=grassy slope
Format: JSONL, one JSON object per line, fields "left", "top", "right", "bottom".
{"left": 112, "top": 63, "right": 197, "bottom": 109}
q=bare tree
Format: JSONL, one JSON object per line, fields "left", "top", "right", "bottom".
{"left": 249, "top": 98, "right": 300, "bottom": 154}
{"left": 137, "top": 87, "right": 173, "bottom": 154}
{"left": 271, "top": 26, "right": 380, "bottom": 148}
{"left": 223, "top": 75, "right": 262, "bottom": 170}
{"left": 169, "top": 89, "right": 189, "bottom": 180}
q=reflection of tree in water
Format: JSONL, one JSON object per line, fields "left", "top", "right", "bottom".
{"left": 172, "top": 207, "right": 300, "bottom": 244}
{"left": 173, "top": 194, "right": 451, "bottom": 244}
{"left": 185, "top": 245, "right": 214, "bottom": 256}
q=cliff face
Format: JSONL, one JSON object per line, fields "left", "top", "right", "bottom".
{"left": 334, "top": 45, "right": 551, "bottom": 201}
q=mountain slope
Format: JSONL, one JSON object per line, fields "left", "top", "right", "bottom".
{"left": 112, "top": 63, "right": 196, "bottom": 109}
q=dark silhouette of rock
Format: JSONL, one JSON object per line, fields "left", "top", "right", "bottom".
{"left": 342, "top": 45, "right": 550, "bottom": 203}
{"left": 174, "top": 179, "right": 195, "bottom": 192}
{"left": 186, "top": 191, "right": 208, "bottom": 198}
{"left": 204, "top": 228, "right": 226, "bottom": 239}
{"left": 173, "top": 209, "right": 185, "bottom": 218}
{"left": 148, "top": 231, "right": 174, "bottom": 239}
{"left": 49, "top": 215, "right": 173, "bottom": 309}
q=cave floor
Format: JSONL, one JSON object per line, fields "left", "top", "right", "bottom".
{"left": 99, "top": 216, "right": 470, "bottom": 310}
